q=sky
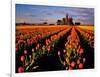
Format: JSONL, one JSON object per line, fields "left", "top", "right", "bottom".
{"left": 16, "top": 4, "right": 94, "bottom": 25}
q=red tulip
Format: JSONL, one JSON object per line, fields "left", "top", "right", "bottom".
{"left": 18, "top": 66, "right": 24, "bottom": 73}
{"left": 68, "top": 66, "right": 73, "bottom": 70}
{"left": 46, "top": 39, "right": 48, "bottom": 45}
{"left": 16, "top": 47, "right": 18, "bottom": 51}
{"left": 78, "top": 63, "right": 83, "bottom": 69}
{"left": 79, "top": 48, "right": 84, "bottom": 55}
{"left": 71, "top": 61, "right": 75, "bottom": 67}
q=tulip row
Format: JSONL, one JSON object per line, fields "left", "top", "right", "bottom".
{"left": 75, "top": 26, "right": 94, "bottom": 48}
{"left": 16, "top": 26, "right": 69, "bottom": 52}
{"left": 16, "top": 26, "right": 67, "bottom": 44}
{"left": 58, "top": 27, "right": 85, "bottom": 70}
{"left": 16, "top": 26, "right": 72, "bottom": 73}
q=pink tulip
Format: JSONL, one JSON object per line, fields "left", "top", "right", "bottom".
{"left": 24, "top": 50, "right": 27, "bottom": 55}
{"left": 20, "top": 56, "right": 25, "bottom": 62}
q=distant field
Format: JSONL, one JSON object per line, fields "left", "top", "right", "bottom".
{"left": 16, "top": 25, "right": 68, "bottom": 29}
{"left": 16, "top": 25, "right": 94, "bottom": 30}
{"left": 16, "top": 25, "right": 94, "bottom": 73}
{"left": 78, "top": 26, "right": 94, "bottom": 31}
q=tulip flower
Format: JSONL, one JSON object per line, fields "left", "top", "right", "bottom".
{"left": 78, "top": 63, "right": 83, "bottom": 69}
{"left": 58, "top": 51, "right": 60, "bottom": 56}
{"left": 63, "top": 61, "right": 66, "bottom": 66}
{"left": 18, "top": 66, "right": 24, "bottom": 73}
{"left": 63, "top": 49, "right": 66, "bottom": 53}
{"left": 32, "top": 48, "right": 34, "bottom": 52}
{"left": 68, "top": 66, "right": 73, "bottom": 70}
{"left": 24, "top": 50, "right": 27, "bottom": 55}
{"left": 77, "top": 59, "right": 80, "bottom": 65}
{"left": 66, "top": 57, "right": 69, "bottom": 63}
{"left": 79, "top": 48, "right": 84, "bottom": 55}
{"left": 20, "top": 56, "right": 25, "bottom": 62}
{"left": 83, "top": 58, "right": 86, "bottom": 63}
{"left": 71, "top": 61, "right": 75, "bottom": 68}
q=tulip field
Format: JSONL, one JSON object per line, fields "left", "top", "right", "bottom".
{"left": 16, "top": 25, "right": 94, "bottom": 73}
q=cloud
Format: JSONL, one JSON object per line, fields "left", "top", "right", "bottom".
{"left": 40, "top": 19, "right": 48, "bottom": 21}
{"left": 76, "top": 16, "right": 88, "bottom": 20}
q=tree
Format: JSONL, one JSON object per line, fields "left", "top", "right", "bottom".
{"left": 57, "top": 20, "right": 62, "bottom": 25}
